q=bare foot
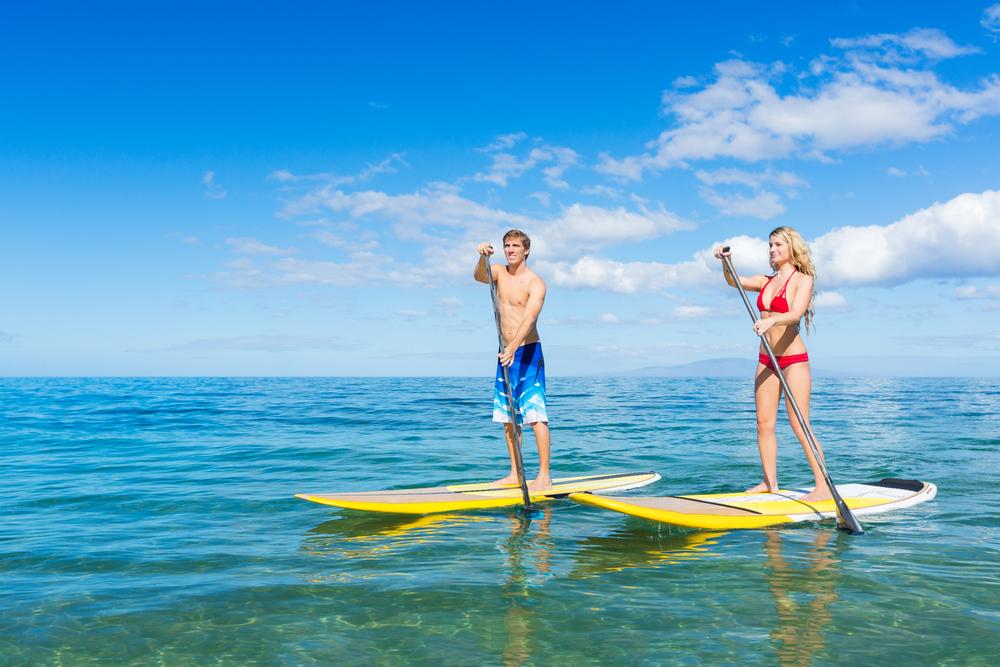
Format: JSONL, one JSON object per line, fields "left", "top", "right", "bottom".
{"left": 491, "top": 473, "right": 521, "bottom": 487}
{"left": 745, "top": 482, "right": 775, "bottom": 494}
{"left": 528, "top": 477, "right": 553, "bottom": 493}
{"left": 798, "top": 487, "right": 833, "bottom": 503}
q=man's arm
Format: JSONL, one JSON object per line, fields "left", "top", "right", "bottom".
{"left": 503, "top": 278, "right": 546, "bottom": 353}
{"left": 473, "top": 242, "right": 495, "bottom": 283}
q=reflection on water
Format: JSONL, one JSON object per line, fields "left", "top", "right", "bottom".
{"left": 500, "top": 508, "right": 553, "bottom": 667}
{"left": 765, "top": 529, "right": 844, "bottom": 667}
{"left": 301, "top": 512, "right": 496, "bottom": 573}
{"left": 570, "top": 523, "right": 727, "bottom": 578}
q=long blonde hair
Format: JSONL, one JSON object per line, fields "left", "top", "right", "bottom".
{"left": 769, "top": 226, "right": 815, "bottom": 333}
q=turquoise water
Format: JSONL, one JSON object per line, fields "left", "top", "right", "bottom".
{"left": 2, "top": 376, "right": 998, "bottom": 665}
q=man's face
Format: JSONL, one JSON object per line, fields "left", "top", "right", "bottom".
{"left": 504, "top": 238, "right": 527, "bottom": 263}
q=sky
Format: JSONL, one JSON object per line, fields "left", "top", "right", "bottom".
{"left": 3, "top": 1, "right": 1000, "bottom": 376}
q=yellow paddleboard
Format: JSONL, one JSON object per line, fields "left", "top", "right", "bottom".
{"left": 570, "top": 478, "right": 937, "bottom": 530}
{"left": 297, "top": 471, "right": 660, "bottom": 514}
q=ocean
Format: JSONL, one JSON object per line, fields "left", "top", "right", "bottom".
{"left": 2, "top": 376, "right": 998, "bottom": 665}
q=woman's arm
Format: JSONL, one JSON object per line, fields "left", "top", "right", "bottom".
{"left": 714, "top": 247, "right": 767, "bottom": 291}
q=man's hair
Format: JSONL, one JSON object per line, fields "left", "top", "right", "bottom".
{"left": 503, "top": 229, "right": 531, "bottom": 254}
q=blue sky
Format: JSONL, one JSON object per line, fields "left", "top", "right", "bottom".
{"left": 3, "top": 1, "right": 1000, "bottom": 376}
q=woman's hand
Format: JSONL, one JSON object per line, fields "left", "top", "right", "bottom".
{"left": 753, "top": 317, "right": 776, "bottom": 336}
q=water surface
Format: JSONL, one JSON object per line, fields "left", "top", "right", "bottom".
{"left": 1, "top": 377, "right": 998, "bottom": 664}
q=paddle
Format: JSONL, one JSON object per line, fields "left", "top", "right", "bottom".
{"left": 484, "top": 251, "right": 534, "bottom": 511}
{"left": 720, "top": 247, "right": 864, "bottom": 535}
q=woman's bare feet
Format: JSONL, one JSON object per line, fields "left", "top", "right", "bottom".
{"left": 491, "top": 472, "right": 521, "bottom": 487}
{"left": 745, "top": 481, "right": 776, "bottom": 494}
{"left": 798, "top": 486, "right": 833, "bottom": 503}
{"left": 528, "top": 476, "right": 553, "bottom": 493}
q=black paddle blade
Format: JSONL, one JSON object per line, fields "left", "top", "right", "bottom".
{"left": 836, "top": 501, "right": 865, "bottom": 535}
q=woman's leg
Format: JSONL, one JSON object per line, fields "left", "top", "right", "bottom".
{"left": 749, "top": 363, "right": 782, "bottom": 493}
{"left": 783, "top": 362, "right": 832, "bottom": 502}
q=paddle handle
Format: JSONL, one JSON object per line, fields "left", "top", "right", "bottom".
{"left": 485, "top": 254, "right": 533, "bottom": 510}
{"left": 720, "top": 247, "right": 863, "bottom": 535}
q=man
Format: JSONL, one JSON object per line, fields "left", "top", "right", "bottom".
{"left": 474, "top": 229, "right": 552, "bottom": 491}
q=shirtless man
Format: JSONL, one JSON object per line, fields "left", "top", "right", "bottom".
{"left": 474, "top": 229, "right": 552, "bottom": 491}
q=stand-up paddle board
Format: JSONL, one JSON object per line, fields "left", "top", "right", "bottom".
{"left": 570, "top": 478, "right": 936, "bottom": 530}
{"left": 297, "top": 471, "right": 660, "bottom": 514}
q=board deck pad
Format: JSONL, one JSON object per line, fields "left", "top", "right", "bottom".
{"left": 297, "top": 471, "right": 661, "bottom": 514}
{"left": 570, "top": 478, "right": 937, "bottom": 530}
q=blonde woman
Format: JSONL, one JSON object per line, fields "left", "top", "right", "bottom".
{"left": 714, "top": 227, "right": 831, "bottom": 502}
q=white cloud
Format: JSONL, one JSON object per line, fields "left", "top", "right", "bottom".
{"left": 887, "top": 167, "right": 906, "bottom": 177}
{"left": 694, "top": 167, "right": 807, "bottom": 219}
{"left": 580, "top": 184, "right": 622, "bottom": 198}
{"left": 814, "top": 291, "right": 848, "bottom": 309}
{"left": 698, "top": 187, "right": 786, "bottom": 219}
{"left": 312, "top": 230, "right": 380, "bottom": 253}
{"left": 473, "top": 142, "right": 579, "bottom": 188}
{"left": 258, "top": 182, "right": 695, "bottom": 290}
{"left": 543, "top": 189, "right": 1000, "bottom": 294}
{"left": 813, "top": 189, "right": 1000, "bottom": 286}
{"left": 540, "top": 235, "right": 769, "bottom": 294}
{"left": 534, "top": 202, "right": 692, "bottom": 258}
{"left": 596, "top": 153, "right": 646, "bottom": 181}
{"left": 202, "top": 171, "right": 227, "bottom": 199}
{"left": 358, "top": 153, "right": 409, "bottom": 181}
{"left": 225, "top": 237, "right": 296, "bottom": 256}
{"left": 955, "top": 284, "right": 1000, "bottom": 299}
{"left": 397, "top": 308, "right": 429, "bottom": 318}
{"left": 598, "top": 313, "right": 620, "bottom": 324}
{"left": 268, "top": 254, "right": 407, "bottom": 287}
{"left": 479, "top": 132, "right": 529, "bottom": 153}
{"left": 695, "top": 167, "right": 807, "bottom": 190}
{"left": 596, "top": 32, "right": 1000, "bottom": 180}
{"left": 673, "top": 75, "right": 699, "bottom": 88}
{"left": 673, "top": 305, "right": 712, "bottom": 318}
{"left": 437, "top": 296, "right": 463, "bottom": 307}
{"left": 530, "top": 192, "right": 552, "bottom": 207}
{"left": 268, "top": 153, "right": 407, "bottom": 187}
{"left": 831, "top": 28, "right": 980, "bottom": 61}
{"left": 985, "top": 4, "right": 1000, "bottom": 35}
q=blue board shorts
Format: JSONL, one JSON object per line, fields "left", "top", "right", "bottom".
{"left": 493, "top": 342, "right": 548, "bottom": 425}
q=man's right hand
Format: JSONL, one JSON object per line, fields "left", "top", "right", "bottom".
{"left": 477, "top": 242, "right": 494, "bottom": 257}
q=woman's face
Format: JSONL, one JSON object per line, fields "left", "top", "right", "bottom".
{"left": 769, "top": 235, "right": 789, "bottom": 265}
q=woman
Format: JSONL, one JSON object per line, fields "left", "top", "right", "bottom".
{"left": 714, "top": 226, "right": 832, "bottom": 502}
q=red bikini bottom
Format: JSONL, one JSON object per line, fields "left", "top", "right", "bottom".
{"left": 758, "top": 352, "right": 809, "bottom": 372}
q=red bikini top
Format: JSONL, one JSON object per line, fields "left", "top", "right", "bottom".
{"left": 757, "top": 269, "right": 797, "bottom": 313}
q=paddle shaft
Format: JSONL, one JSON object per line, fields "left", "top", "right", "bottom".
{"left": 485, "top": 255, "right": 533, "bottom": 509}
{"left": 721, "top": 249, "right": 863, "bottom": 535}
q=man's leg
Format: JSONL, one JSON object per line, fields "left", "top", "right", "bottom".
{"left": 527, "top": 421, "right": 551, "bottom": 491}
{"left": 493, "top": 422, "right": 522, "bottom": 486}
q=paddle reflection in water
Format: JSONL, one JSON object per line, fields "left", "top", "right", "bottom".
{"left": 500, "top": 507, "right": 554, "bottom": 667}
{"left": 763, "top": 529, "right": 845, "bottom": 666}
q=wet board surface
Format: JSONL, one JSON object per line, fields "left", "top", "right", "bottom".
{"left": 570, "top": 478, "right": 937, "bottom": 530}
{"left": 297, "top": 471, "right": 661, "bottom": 514}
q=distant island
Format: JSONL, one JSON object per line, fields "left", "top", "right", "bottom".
{"left": 608, "top": 356, "right": 1000, "bottom": 378}
{"left": 605, "top": 357, "right": 849, "bottom": 377}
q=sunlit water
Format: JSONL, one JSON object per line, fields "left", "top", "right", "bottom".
{"left": 1, "top": 377, "right": 998, "bottom": 665}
